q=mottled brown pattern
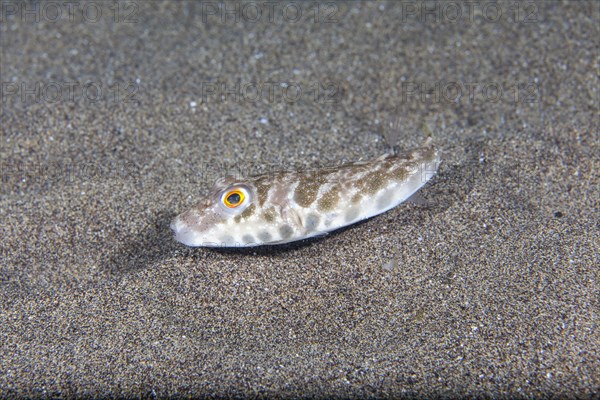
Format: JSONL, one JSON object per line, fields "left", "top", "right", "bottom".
{"left": 173, "top": 140, "right": 439, "bottom": 247}
{"left": 366, "top": 172, "right": 391, "bottom": 194}
{"left": 354, "top": 164, "right": 390, "bottom": 196}
{"left": 317, "top": 184, "right": 342, "bottom": 212}
{"left": 240, "top": 203, "right": 256, "bottom": 219}
{"left": 388, "top": 160, "right": 410, "bottom": 181}
{"left": 233, "top": 203, "right": 256, "bottom": 223}
{"left": 351, "top": 192, "right": 363, "bottom": 204}
{"left": 293, "top": 171, "right": 328, "bottom": 208}
{"left": 261, "top": 207, "right": 277, "bottom": 223}
{"left": 335, "top": 162, "right": 370, "bottom": 179}
{"left": 253, "top": 177, "right": 272, "bottom": 207}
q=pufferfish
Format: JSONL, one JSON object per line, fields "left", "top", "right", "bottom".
{"left": 171, "top": 139, "right": 440, "bottom": 247}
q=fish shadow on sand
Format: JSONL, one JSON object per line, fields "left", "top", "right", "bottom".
{"left": 102, "top": 209, "right": 182, "bottom": 274}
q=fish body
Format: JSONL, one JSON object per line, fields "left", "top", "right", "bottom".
{"left": 171, "top": 140, "right": 440, "bottom": 247}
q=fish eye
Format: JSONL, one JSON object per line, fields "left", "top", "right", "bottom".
{"left": 222, "top": 189, "right": 245, "bottom": 208}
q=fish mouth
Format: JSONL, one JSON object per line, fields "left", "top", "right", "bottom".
{"left": 170, "top": 217, "right": 222, "bottom": 247}
{"left": 170, "top": 217, "right": 200, "bottom": 247}
{"left": 170, "top": 217, "right": 190, "bottom": 245}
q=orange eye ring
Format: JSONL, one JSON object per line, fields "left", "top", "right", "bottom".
{"left": 223, "top": 189, "right": 245, "bottom": 208}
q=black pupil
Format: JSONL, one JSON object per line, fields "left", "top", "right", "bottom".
{"left": 227, "top": 193, "right": 241, "bottom": 205}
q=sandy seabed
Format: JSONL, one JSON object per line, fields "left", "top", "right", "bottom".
{"left": 1, "top": 1, "right": 598, "bottom": 398}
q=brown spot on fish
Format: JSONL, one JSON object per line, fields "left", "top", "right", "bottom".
{"left": 317, "top": 186, "right": 341, "bottom": 212}
{"left": 366, "top": 173, "right": 389, "bottom": 194}
{"left": 240, "top": 203, "right": 256, "bottom": 219}
{"left": 261, "top": 207, "right": 277, "bottom": 223}
{"left": 233, "top": 203, "right": 255, "bottom": 223}
{"left": 294, "top": 171, "right": 327, "bottom": 208}
{"left": 355, "top": 167, "right": 389, "bottom": 196}
{"left": 389, "top": 162, "right": 409, "bottom": 181}
{"left": 254, "top": 177, "right": 272, "bottom": 207}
